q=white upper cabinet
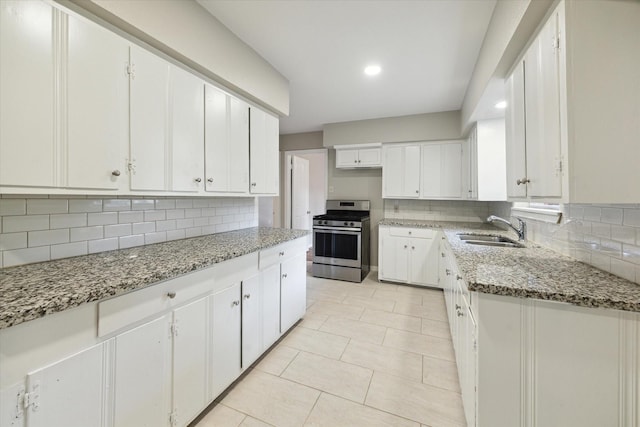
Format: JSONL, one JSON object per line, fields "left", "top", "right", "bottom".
{"left": 0, "top": 1, "right": 55, "bottom": 188}
{"left": 465, "top": 120, "right": 507, "bottom": 201}
{"left": 382, "top": 144, "right": 421, "bottom": 198}
{"left": 204, "top": 85, "right": 249, "bottom": 194}
{"left": 505, "top": 61, "right": 527, "bottom": 199}
{"left": 130, "top": 45, "right": 169, "bottom": 192}
{"left": 66, "top": 12, "right": 129, "bottom": 190}
{"left": 335, "top": 144, "right": 382, "bottom": 168}
{"left": 421, "top": 141, "right": 463, "bottom": 199}
{"left": 169, "top": 65, "right": 204, "bottom": 193}
{"left": 249, "top": 107, "right": 279, "bottom": 195}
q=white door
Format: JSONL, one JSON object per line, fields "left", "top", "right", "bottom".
{"left": 261, "top": 264, "right": 281, "bottom": 348}
{"left": 114, "top": 315, "right": 171, "bottom": 427}
{"left": 26, "top": 343, "right": 105, "bottom": 427}
{"left": 172, "top": 297, "right": 208, "bottom": 427}
{"left": 66, "top": 13, "right": 128, "bottom": 190}
{"left": 0, "top": 0, "right": 55, "bottom": 188}
{"left": 291, "top": 155, "right": 310, "bottom": 232}
{"left": 130, "top": 45, "right": 169, "bottom": 191}
{"left": 241, "top": 274, "right": 262, "bottom": 369}
{"left": 280, "top": 253, "right": 307, "bottom": 332}
{"left": 170, "top": 65, "right": 204, "bottom": 192}
{"left": 505, "top": 61, "right": 527, "bottom": 198}
{"left": 210, "top": 284, "right": 241, "bottom": 399}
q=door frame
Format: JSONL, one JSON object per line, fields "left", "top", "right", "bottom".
{"left": 283, "top": 148, "right": 328, "bottom": 229}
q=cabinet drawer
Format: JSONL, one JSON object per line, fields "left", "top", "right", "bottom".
{"left": 388, "top": 227, "right": 436, "bottom": 239}
{"left": 98, "top": 266, "right": 215, "bottom": 337}
{"left": 259, "top": 237, "right": 307, "bottom": 269}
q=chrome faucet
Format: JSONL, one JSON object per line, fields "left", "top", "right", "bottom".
{"left": 487, "top": 215, "right": 527, "bottom": 241}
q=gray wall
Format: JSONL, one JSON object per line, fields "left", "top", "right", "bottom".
{"left": 323, "top": 111, "right": 462, "bottom": 146}
{"left": 66, "top": 0, "right": 289, "bottom": 115}
{"left": 280, "top": 131, "right": 323, "bottom": 152}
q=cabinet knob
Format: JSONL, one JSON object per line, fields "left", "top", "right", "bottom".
{"left": 516, "top": 178, "right": 530, "bottom": 185}
{"left": 282, "top": 273, "right": 288, "bottom": 278}
{"left": 251, "top": 182, "right": 257, "bottom": 187}
{"left": 446, "top": 269, "right": 451, "bottom": 276}
{"left": 457, "top": 310, "right": 464, "bottom": 317}
{"left": 411, "top": 246, "right": 415, "bottom": 250}
{"left": 231, "top": 300, "right": 240, "bottom": 307}
{"left": 167, "top": 291, "right": 176, "bottom": 299}
{"left": 415, "top": 190, "right": 419, "bottom": 194}
{"left": 404, "top": 245, "right": 408, "bottom": 249}
{"left": 279, "top": 251, "right": 285, "bottom": 256}
{"left": 408, "top": 231, "right": 412, "bottom": 235}
{"left": 243, "top": 294, "right": 251, "bottom": 300}
{"left": 456, "top": 275, "right": 463, "bottom": 281}
{"left": 111, "top": 170, "right": 121, "bottom": 177}
{"left": 358, "top": 159, "right": 361, "bottom": 163}
{"left": 455, "top": 304, "right": 461, "bottom": 310}
{"left": 194, "top": 177, "right": 202, "bottom": 183}
{"left": 207, "top": 178, "right": 214, "bottom": 183}
{"left": 441, "top": 252, "right": 445, "bottom": 257}
{"left": 354, "top": 160, "right": 358, "bottom": 163}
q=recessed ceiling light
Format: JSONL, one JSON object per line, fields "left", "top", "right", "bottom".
{"left": 364, "top": 65, "right": 381, "bottom": 76}
{"left": 495, "top": 100, "right": 507, "bottom": 109}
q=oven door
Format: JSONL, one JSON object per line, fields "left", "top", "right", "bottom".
{"left": 313, "top": 226, "right": 361, "bottom": 268}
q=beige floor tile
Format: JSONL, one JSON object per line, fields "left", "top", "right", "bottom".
{"left": 383, "top": 329, "right": 455, "bottom": 361}
{"left": 423, "top": 356, "right": 461, "bottom": 393}
{"left": 299, "top": 313, "right": 329, "bottom": 330}
{"left": 319, "top": 316, "right": 387, "bottom": 345}
{"left": 306, "top": 300, "right": 365, "bottom": 320}
{"left": 281, "top": 351, "right": 373, "bottom": 403}
{"left": 373, "top": 289, "right": 423, "bottom": 305}
{"left": 307, "top": 288, "right": 345, "bottom": 304}
{"left": 221, "top": 370, "right": 320, "bottom": 427}
{"left": 360, "top": 308, "right": 422, "bottom": 333}
{"left": 421, "top": 317, "right": 452, "bottom": 339}
{"left": 280, "top": 327, "right": 349, "bottom": 359}
{"left": 393, "top": 285, "right": 438, "bottom": 298}
{"left": 240, "top": 416, "right": 273, "bottom": 427}
{"left": 307, "top": 298, "right": 316, "bottom": 309}
{"left": 305, "top": 392, "right": 419, "bottom": 427}
{"left": 343, "top": 284, "right": 377, "bottom": 298}
{"left": 421, "top": 289, "right": 446, "bottom": 305}
{"left": 196, "top": 403, "right": 246, "bottom": 427}
{"left": 365, "top": 372, "right": 466, "bottom": 427}
{"left": 340, "top": 340, "right": 423, "bottom": 382}
{"left": 342, "top": 295, "right": 396, "bottom": 312}
{"left": 255, "top": 345, "right": 299, "bottom": 376}
{"left": 393, "top": 301, "right": 449, "bottom": 322}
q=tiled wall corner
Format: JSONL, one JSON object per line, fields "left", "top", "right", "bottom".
{"left": 0, "top": 196, "right": 258, "bottom": 268}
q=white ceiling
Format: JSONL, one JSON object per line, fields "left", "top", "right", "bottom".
{"left": 197, "top": 0, "right": 497, "bottom": 135}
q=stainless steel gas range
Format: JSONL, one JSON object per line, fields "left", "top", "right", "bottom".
{"left": 311, "top": 200, "right": 370, "bottom": 283}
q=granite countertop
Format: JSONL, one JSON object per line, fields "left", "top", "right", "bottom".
{"left": 0, "top": 227, "right": 309, "bottom": 329}
{"left": 379, "top": 219, "right": 640, "bottom": 312}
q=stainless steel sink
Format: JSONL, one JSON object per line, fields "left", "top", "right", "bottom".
{"left": 457, "top": 233, "right": 525, "bottom": 248}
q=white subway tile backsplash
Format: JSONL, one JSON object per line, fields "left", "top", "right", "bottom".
{"left": 70, "top": 226, "right": 104, "bottom": 242}
{"left": 166, "top": 229, "right": 186, "bottom": 241}
{"left": 611, "top": 258, "right": 636, "bottom": 282}
{"left": 583, "top": 207, "right": 601, "bottom": 222}
{"left": 104, "top": 224, "right": 132, "bottom": 238}
{"left": 88, "top": 212, "right": 118, "bottom": 226}
{"left": 601, "top": 208, "right": 623, "bottom": 225}
{"left": 118, "top": 211, "right": 144, "bottom": 224}
{"left": 50, "top": 213, "right": 87, "bottom": 229}
{"left": 156, "top": 220, "right": 177, "bottom": 232}
{"left": 185, "top": 227, "right": 202, "bottom": 238}
{"left": 3, "top": 246, "right": 49, "bottom": 267}
{"left": 0, "top": 199, "right": 26, "bottom": 216}
{"left": 193, "top": 199, "right": 209, "bottom": 208}
{"left": 88, "top": 238, "right": 118, "bottom": 254}
{"left": 166, "top": 209, "right": 185, "bottom": 220}
{"left": 176, "top": 199, "right": 193, "bottom": 209}
{"left": 193, "top": 217, "right": 209, "bottom": 227}
{"left": 144, "top": 210, "right": 166, "bottom": 221}
{"left": 185, "top": 208, "right": 201, "bottom": 218}
{"left": 176, "top": 218, "right": 194, "bottom": 229}
{"left": 132, "top": 222, "right": 155, "bottom": 235}
{"left": 28, "top": 229, "right": 69, "bottom": 247}
{"left": 69, "top": 199, "right": 102, "bottom": 213}
{"left": 51, "top": 242, "right": 87, "bottom": 260}
{"left": 623, "top": 209, "right": 640, "bottom": 227}
{"left": 103, "top": 199, "right": 131, "bottom": 212}
{"left": 26, "top": 199, "right": 68, "bottom": 215}
{"left": 3, "top": 215, "right": 49, "bottom": 233}
{"left": 201, "top": 208, "right": 216, "bottom": 216}
{"left": 131, "top": 199, "right": 154, "bottom": 211}
{"left": 155, "top": 199, "right": 175, "bottom": 210}
{"left": 611, "top": 225, "right": 636, "bottom": 245}
{"left": 622, "top": 244, "right": 640, "bottom": 265}
{"left": 0, "top": 233, "right": 27, "bottom": 251}
{"left": 119, "top": 234, "right": 144, "bottom": 249}
{"left": 144, "top": 232, "right": 167, "bottom": 245}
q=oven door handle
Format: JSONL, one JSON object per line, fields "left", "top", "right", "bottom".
{"left": 313, "top": 226, "right": 361, "bottom": 233}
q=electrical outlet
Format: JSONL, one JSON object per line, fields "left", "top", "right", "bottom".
{"left": 394, "top": 201, "right": 399, "bottom": 212}
{"left": 329, "top": 186, "right": 334, "bottom": 193}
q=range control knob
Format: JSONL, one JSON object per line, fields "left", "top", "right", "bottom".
{"left": 350, "top": 222, "right": 355, "bottom": 226}
{"left": 344, "top": 222, "right": 348, "bottom": 226}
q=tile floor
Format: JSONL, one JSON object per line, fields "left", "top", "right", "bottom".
{"left": 194, "top": 269, "right": 465, "bottom": 427}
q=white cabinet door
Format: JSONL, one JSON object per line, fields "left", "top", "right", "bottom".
{"left": 421, "top": 142, "right": 462, "bottom": 199}
{"left": 130, "top": 46, "right": 169, "bottom": 191}
{"left": 261, "top": 263, "right": 281, "bottom": 349}
{"left": 409, "top": 237, "right": 438, "bottom": 287}
{"left": 210, "top": 283, "right": 241, "bottom": 399}
{"left": 382, "top": 145, "right": 420, "bottom": 198}
{"left": 358, "top": 148, "right": 382, "bottom": 167}
{"left": 0, "top": 0, "right": 55, "bottom": 188}
{"left": 114, "top": 315, "right": 172, "bottom": 427}
{"left": 403, "top": 146, "right": 421, "bottom": 198}
{"left": 66, "top": 13, "right": 128, "bottom": 190}
{"left": 26, "top": 343, "right": 106, "bottom": 427}
{"left": 280, "top": 252, "right": 307, "bottom": 332}
{"left": 335, "top": 149, "right": 359, "bottom": 168}
{"left": 379, "top": 232, "right": 409, "bottom": 283}
{"left": 524, "top": 13, "right": 562, "bottom": 198}
{"left": 170, "top": 65, "right": 204, "bottom": 192}
{"left": 421, "top": 144, "right": 441, "bottom": 198}
{"left": 204, "top": 86, "right": 249, "bottom": 193}
{"left": 241, "top": 274, "right": 262, "bottom": 369}
{"left": 249, "top": 108, "right": 279, "bottom": 195}
{"left": 505, "top": 61, "right": 527, "bottom": 198}
{"left": 172, "top": 297, "right": 208, "bottom": 427}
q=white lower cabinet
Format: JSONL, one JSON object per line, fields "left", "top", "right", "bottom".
{"left": 280, "top": 252, "right": 307, "bottom": 332}
{"left": 378, "top": 226, "right": 439, "bottom": 287}
{"left": 241, "top": 274, "right": 262, "bottom": 369}
{"left": 210, "top": 283, "right": 242, "bottom": 399}
{"left": 261, "top": 263, "right": 282, "bottom": 350}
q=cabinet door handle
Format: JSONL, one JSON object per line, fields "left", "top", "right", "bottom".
{"left": 446, "top": 269, "right": 451, "bottom": 276}
{"left": 456, "top": 275, "right": 463, "bottom": 281}
{"left": 279, "top": 251, "right": 285, "bottom": 256}
{"left": 194, "top": 177, "right": 202, "bottom": 183}
{"left": 111, "top": 170, "right": 121, "bottom": 177}
{"left": 167, "top": 291, "right": 176, "bottom": 299}
{"left": 455, "top": 304, "right": 461, "bottom": 310}
{"left": 231, "top": 300, "right": 240, "bottom": 307}
{"left": 457, "top": 310, "right": 464, "bottom": 317}
{"left": 243, "top": 294, "right": 251, "bottom": 300}
{"left": 207, "top": 178, "right": 213, "bottom": 183}
{"left": 441, "top": 252, "right": 445, "bottom": 257}
{"left": 516, "top": 178, "right": 530, "bottom": 185}
{"left": 251, "top": 182, "right": 257, "bottom": 187}
{"left": 282, "top": 273, "right": 288, "bottom": 278}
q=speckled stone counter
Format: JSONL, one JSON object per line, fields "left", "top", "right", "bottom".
{"left": 379, "top": 219, "right": 640, "bottom": 312}
{"left": 0, "top": 227, "right": 309, "bottom": 329}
